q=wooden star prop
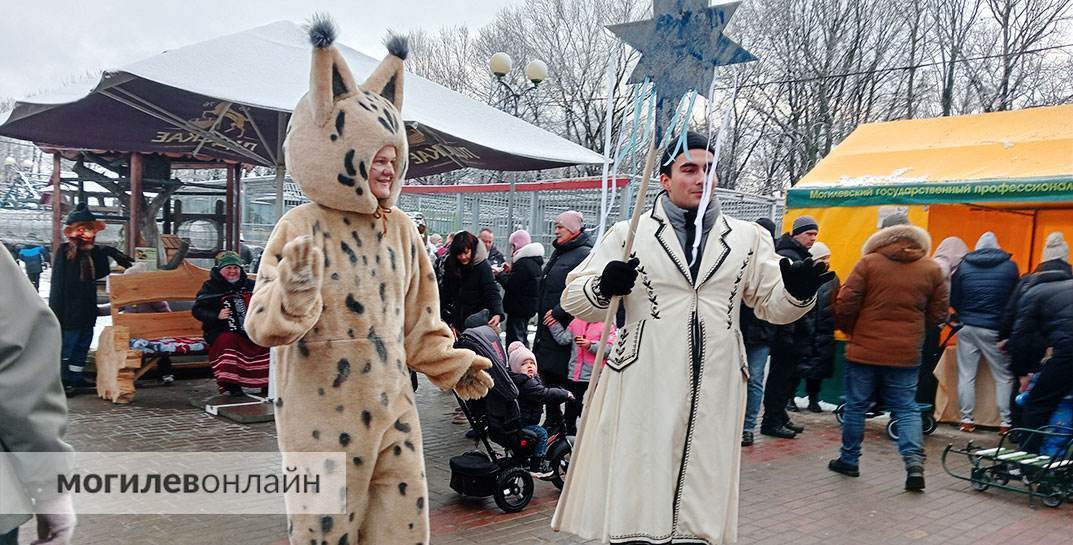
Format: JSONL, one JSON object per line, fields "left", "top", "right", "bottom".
{"left": 608, "top": 0, "right": 755, "bottom": 129}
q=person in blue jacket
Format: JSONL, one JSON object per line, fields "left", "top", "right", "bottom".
{"left": 15, "top": 244, "right": 48, "bottom": 291}
{"left": 950, "top": 232, "right": 1019, "bottom": 432}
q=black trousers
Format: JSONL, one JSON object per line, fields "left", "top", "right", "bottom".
{"left": 917, "top": 325, "right": 942, "bottom": 407}
{"left": 27, "top": 272, "right": 40, "bottom": 290}
{"left": 1022, "top": 357, "right": 1073, "bottom": 453}
{"left": 563, "top": 380, "right": 589, "bottom": 435}
{"left": 762, "top": 352, "right": 797, "bottom": 429}
{"left": 505, "top": 314, "right": 532, "bottom": 347}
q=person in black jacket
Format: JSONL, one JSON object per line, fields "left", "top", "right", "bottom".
{"left": 439, "top": 230, "right": 504, "bottom": 334}
{"left": 1009, "top": 274, "right": 1073, "bottom": 453}
{"left": 498, "top": 229, "right": 544, "bottom": 347}
{"left": 507, "top": 341, "right": 573, "bottom": 477}
{"left": 998, "top": 232, "right": 1070, "bottom": 428}
{"left": 741, "top": 217, "right": 778, "bottom": 447}
{"left": 760, "top": 215, "right": 819, "bottom": 439}
{"left": 191, "top": 251, "right": 269, "bottom": 396}
{"left": 532, "top": 211, "right": 592, "bottom": 428}
{"left": 479, "top": 228, "right": 507, "bottom": 275}
{"left": 950, "top": 232, "right": 1020, "bottom": 432}
{"left": 794, "top": 242, "right": 839, "bottom": 413}
{"left": 48, "top": 203, "right": 134, "bottom": 396}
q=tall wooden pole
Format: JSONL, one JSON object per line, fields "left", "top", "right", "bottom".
{"left": 225, "top": 165, "right": 235, "bottom": 251}
{"left": 234, "top": 164, "right": 243, "bottom": 251}
{"left": 129, "top": 152, "right": 143, "bottom": 254}
{"left": 51, "top": 153, "right": 62, "bottom": 251}
{"left": 552, "top": 136, "right": 660, "bottom": 532}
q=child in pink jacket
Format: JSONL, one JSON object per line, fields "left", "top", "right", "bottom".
{"left": 546, "top": 315, "right": 616, "bottom": 435}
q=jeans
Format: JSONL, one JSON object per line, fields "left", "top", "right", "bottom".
{"left": 839, "top": 361, "right": 925, "bottom": 468}
{"left": 505, "top": 314, "right": 532, "bottom": 347}
{"left": 524, "top": 424, "right": 549, "bottom": 457}
{"left": 742, "top": 344, "right": 770, "bottom": 432}
{"left": 956, "top": 325, "right": 1014, "bottom": 425}
{"left": 61, "top": 327, "right": 95, "bottom": 386}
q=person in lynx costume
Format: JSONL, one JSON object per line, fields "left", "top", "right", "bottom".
{"left": 245, "top": 16, "right": 492, "bottom": 545}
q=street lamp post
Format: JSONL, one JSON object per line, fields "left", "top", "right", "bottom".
{"left": 488, "top": 52, "right": 548, "bottom": 234}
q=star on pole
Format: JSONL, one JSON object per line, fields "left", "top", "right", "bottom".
{"left": 608, "top": 0, "right": 755, "bottom": 131}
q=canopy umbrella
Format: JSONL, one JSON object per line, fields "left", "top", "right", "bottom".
{"left": 0, "top": 20, "right": 604, "bottom": 177}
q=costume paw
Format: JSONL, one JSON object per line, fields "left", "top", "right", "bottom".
{"left": 453, "top": 357, "right": 493, "bottom": 400}
{"left": 280, "top": 235, "right": 324, "bottom": 291}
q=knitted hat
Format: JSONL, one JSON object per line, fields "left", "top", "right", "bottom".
{"left": 880, "top": 213, "right": 910, "bottom": 228}
{"left": 555, "top": 211, "right": 584, "bottom": 234}
{"left": 810, "top": 241, "right": 832, "bottom": 260}
{"left": 215, "top": 251, "right": 242, "bottom": 268}
{"left": 792, "top": 215, "right": 819, "bottom": 236}
{"left": 976, "top": 232, "right": 1000, "bottom": 251}
{"left": 507, "top": 341, "right": 536, "bottom": 374}
{"left": 509, "top": 230, "right": 532, "bottom": 253}
{"left": 1041, "top": 232, "right": 1069, "bottom": 262}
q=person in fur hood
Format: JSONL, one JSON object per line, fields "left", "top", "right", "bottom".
{"left": 49, "top": 202, "right": 133, "bottom": 395}
{"left": 498, "top": 229, "right": 544, "bottom": 346}
{"left": 830, "top": 223, "right": 948, "bottom": 491}
{"left": 243, "top": 15, "right": 492, "bottom": 545}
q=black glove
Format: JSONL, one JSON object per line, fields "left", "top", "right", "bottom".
{"left": 779, "top": 257, "right": 835, "bottom": 301}
{"left": 599, "top": 258, "right": 639, "bottom": 297}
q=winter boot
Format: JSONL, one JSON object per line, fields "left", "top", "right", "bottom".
{"left": 905, "top": 465, "right": 925, "bottom": 491}
{"left": 828, "top": 459, "right": 860, "bottom": 478}
{"left": 529, "top": 456, "right": 552, "bottom": 478}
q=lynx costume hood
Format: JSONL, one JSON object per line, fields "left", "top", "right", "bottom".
{"left": 284, "top": 16, "right": 408, "bottom": 215}
{"left": 245, "top": 15, "right": 492, "bottom": 545}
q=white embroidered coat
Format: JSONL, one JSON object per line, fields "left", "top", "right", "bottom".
{"left": 552, "top": 196, "right": 814, "bottom": 544}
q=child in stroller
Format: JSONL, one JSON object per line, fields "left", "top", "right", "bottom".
{"left": 506, "top": 341, "right": 575, "bottom": 477}
{"left": 449, "top": 325, "right": 574, "bottom": 513}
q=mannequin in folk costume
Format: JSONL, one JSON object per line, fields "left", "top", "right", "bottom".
{"left": 48, "top": 203, "right": 133, "bottom": 395}
{"left": 244, "top": 16, "right": 492, "bottom": 545}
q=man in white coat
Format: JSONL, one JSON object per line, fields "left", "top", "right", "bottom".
{"left": 552, "top": 133, "right": 833, "bottom": 545}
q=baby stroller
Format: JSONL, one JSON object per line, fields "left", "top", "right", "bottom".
{"left": 447, "top": 326, "right": 573, "bottom": 513}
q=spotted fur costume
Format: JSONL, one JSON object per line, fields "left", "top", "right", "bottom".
{"left": 245, "top": 17, "right": 492, "bottom": 545}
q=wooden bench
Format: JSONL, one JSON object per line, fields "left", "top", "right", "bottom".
{"left": 95, "top": 260, "right": 212, "bottom": 403}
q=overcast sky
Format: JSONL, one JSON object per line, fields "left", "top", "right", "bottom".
{"left": 0, "top": 0, "right": 522, "bottom": 100}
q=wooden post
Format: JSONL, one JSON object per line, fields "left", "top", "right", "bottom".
{"left": 225, "top": 165, "right": 234, "bottom": 251}
{"left": 234, "top": 164, "right": 243, "bottom": 251}
{"left": 51, "top": 153, "right": 62, "bottom": 251}
{"left": 129, "top": 153, "right": 143, "bottom": 254}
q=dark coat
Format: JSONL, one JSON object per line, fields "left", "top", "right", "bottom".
{"left": 951, "top": 248, "right": 1020, "bottom": 330}
{"left": 769, "top": 234, "right": 813, "bottom": 357}
{"left": 739, "top": 305, "right": 776, "bottom": 346}
{"left": 775, "top": 233, "right": 811, "bottom": 262}
{"left": 998, "top": 259, "right": 1072, "bottom": 341}
{"left": 1009, "top": 271, "right": 1073, "bottom": 375}
{"left": 439, "top": 258, "right": 505, "bottom": 332}
{"left": 796, "top": 274, "right": 839, "bottom": 379}
{"left": 533, "top": 232, "right": 593, "bottom": 377}
{"left": 191, "top": 267, "right": 256, "bottom": 346}
{"left": 511, "top": 371, "right": 572, "bottom": 427}
{"left": 499, "top": 243, "right": 544, "bottom": 319}
{"left": 48, "top": 243, "right": 132, "bottom": 330}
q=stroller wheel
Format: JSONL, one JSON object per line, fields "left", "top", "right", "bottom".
{"left": 548, "top": 440, "right": 572, "bottom": 491}
{"left": 493, "top": 467, "right": 534, "bottom": 513}
{"left": 834, "top": 404, "right": 845, "bottom": 425}
{"left": 922, "top": 414, "right": 938, "bottom": 435}
{"left": 886, "top": 419, "right": 898, "bottom": 441}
